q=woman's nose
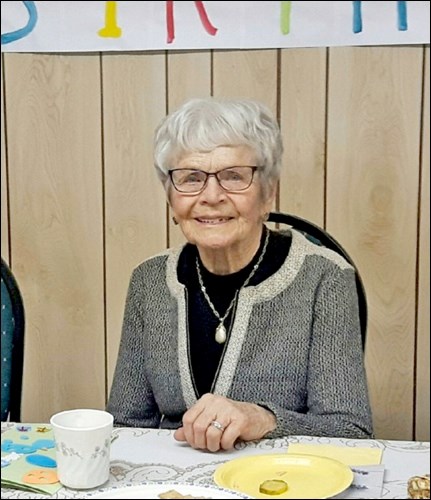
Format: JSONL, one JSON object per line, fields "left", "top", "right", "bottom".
{"left": 199, "top": 174, "right": 226, "bottom": 202}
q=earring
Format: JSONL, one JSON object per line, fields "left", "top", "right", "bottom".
{"left": 172, "top": 216, "right": 179, "bottom": 225}
{"left": 263, "top": 212, "right": 269, "bottom": 222}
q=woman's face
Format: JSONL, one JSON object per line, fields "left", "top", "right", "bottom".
{"left": 168, "top": 146, "right": 275, "bottom": 258}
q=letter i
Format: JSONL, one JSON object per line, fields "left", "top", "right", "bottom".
{"left": 98, "top": 1, "right": 122, "bottom": 38}
{"left": 281, "top": 1, "right": 292, "bottom": 35}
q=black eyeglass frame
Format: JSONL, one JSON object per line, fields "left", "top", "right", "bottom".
{"left": 168, "top": 166, "right": 261, "bottom": 194}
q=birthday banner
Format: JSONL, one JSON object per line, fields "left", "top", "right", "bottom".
{"left": 1, "top": 1, "right": 429, "bottom": 53}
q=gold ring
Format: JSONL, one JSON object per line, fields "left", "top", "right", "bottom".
{"left": 210, "top": 420, "right": 225, "bottom": 432}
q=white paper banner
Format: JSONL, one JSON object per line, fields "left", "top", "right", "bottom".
{"left": 1, "top": 1, "right": 430, "bottom": 53}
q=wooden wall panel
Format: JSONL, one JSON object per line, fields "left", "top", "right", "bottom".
{"left": 213, "top": 49, "right": 278, "bottom": 214}
{"left": 213, "top": 50, "right": 278, "bottom": 112}
{"left": 102, "top": 52, "right": 167, "bottom": 389}
{"left": 0, "top": 151, "right": 7, "bottom": 261}
{"left": 167, "top": 51, "right": 212, "bottom": 110}
{"left": 327, "top": 47, "right": 423, "bottom": 439}
{"left": 416, "top": 47, "right": 430, "bottom": 441}
{"left": 1, "top": 46, "right": 429, "bottom": 439}
{"left": 0, "top": 55, "right": 9, "bottom": 262}
{"left": 4, "top": 53, "right": 105, "bottom": 422}
{"left": 1, "top": 56, "right": 9, "bottom": 262}
{"left": 167, "top": 50, "right": 211, "bottom": 248}
{"left": 279, "top": 48, "right": 327, "bottom": 225}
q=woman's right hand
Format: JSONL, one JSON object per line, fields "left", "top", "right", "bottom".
{"left": 173, "top": 393, "right": 276, "bottom": 452}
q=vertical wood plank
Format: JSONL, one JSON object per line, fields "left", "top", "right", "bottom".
{"left": 327, "top": 47, "right": 422, "bottom": 439}
{"left": 4, "top": 53, "right": 105, "bottom": 422}
{"left": 168, "top": 51, "right": 211, "bottom": 110}
{"left": 213, "top": 50, "right": 278, "bottom": 111}
{"left": 213, "top": 49, "right": 278, "bottom": 213}
{"left": 1, "top": 56, "right": 9, "bottom": 262}
{"left": 167, "top": 50, "right": 211, "bottom": 248}
{"left": 103, "top": 52, "right": 167, "bottom": 389}
{"left": 279, "top": 48, "right": 326, "bottom": 225}
{"left": 415, "top": 46, "right": 430, "bottom": 441}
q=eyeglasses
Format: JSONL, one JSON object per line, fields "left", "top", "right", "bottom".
{"left": 168, "top": 166, "right": 260, "bottom": 194}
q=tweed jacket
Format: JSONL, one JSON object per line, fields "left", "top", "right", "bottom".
{"left": 107, "top": 229, "right": 373, "bottom": 438}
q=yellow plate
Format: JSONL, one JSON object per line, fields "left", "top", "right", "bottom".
{"left": 214, "top": 453, "right": 354, "bottom": 499}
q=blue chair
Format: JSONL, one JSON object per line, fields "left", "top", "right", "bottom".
{"left": 268, "top": 212, "right": 367, "bottom": 349}
{"left": 1, "top": 257, "right": 25, "bottom": 421}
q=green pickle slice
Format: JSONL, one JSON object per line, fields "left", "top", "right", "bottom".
{"left": 259, "top": 479, "right": 289, "bottom": 495}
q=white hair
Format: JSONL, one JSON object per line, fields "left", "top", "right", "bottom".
{"left": 153, "top": 97, "right": 283, "bottom": 195}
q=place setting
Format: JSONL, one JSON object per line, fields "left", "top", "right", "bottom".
{"left": 81, "top": 450, "right": 381, "bottom": 499}
{"left": 70, "top": 452, "right": 355, "bottom": 500}
{"left": 211, "top": 443, "right": 386, "bottom": 499}
{"left": 213, "top": 452, "right": 355, "bottom": 499}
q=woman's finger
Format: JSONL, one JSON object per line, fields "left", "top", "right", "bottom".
{"left": 181, "top": 405, "right": 205, "bottom": 447}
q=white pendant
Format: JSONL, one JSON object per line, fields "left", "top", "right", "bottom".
{"left": 215, "top": 324, "right": 227, "bottom": 344}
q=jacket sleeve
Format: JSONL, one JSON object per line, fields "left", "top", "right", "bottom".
{"left": 262, "top": 266, "right": 374, "bottom": 439}
{"left": 107, "top": 268, "right": 162, "bottom": 428}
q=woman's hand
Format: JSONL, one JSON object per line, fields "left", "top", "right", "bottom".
{"left": 173, "top": 393, "right": 276, "bottom": 452}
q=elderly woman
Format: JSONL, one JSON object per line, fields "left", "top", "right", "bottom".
{"left": 107, "top": 97, "right": 373, "bottom": 452}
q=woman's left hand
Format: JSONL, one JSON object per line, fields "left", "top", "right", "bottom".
{"left": 173, "top": 393, "right": 276, "bottom": 452}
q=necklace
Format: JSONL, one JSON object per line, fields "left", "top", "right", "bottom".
{"left": 195, "top": 227, "right": 270, "bottom": 344}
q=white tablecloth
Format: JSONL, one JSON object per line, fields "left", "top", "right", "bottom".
{"left": 2, "top": 424, "right": 430, "bottom": 499}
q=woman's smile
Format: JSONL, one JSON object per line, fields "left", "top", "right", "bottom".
{"left": 195, "top": 217, "right": 233, "bottom": 225}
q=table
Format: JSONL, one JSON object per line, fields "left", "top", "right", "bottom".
{"left": 2, "top": 423, "right": 430, "bottom": 498}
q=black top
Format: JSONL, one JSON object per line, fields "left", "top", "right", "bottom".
{"left": 177, "top": 228, "right": 291, "bottom": 397}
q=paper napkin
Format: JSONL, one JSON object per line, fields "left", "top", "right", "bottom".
{"left": 287, "top": 443, "right": 383, "bottom": 466}
{"left": 1, "top": 424, "right": 62, "bottom": 495}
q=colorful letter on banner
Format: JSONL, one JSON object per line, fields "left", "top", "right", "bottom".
{"left": 166, "top": 1, "right": 218, "bottom": 44}
{"left": 99, "top": 1, "right": 122, "bottom": 38}
{"left": 352, "top": 1, "right": 408, "bottom": 34}
{"left": 1, "top": 1, "right": 38, "bottom": 45}
{"left": 280, "top": 1, "right": 292, "bottom": 35}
